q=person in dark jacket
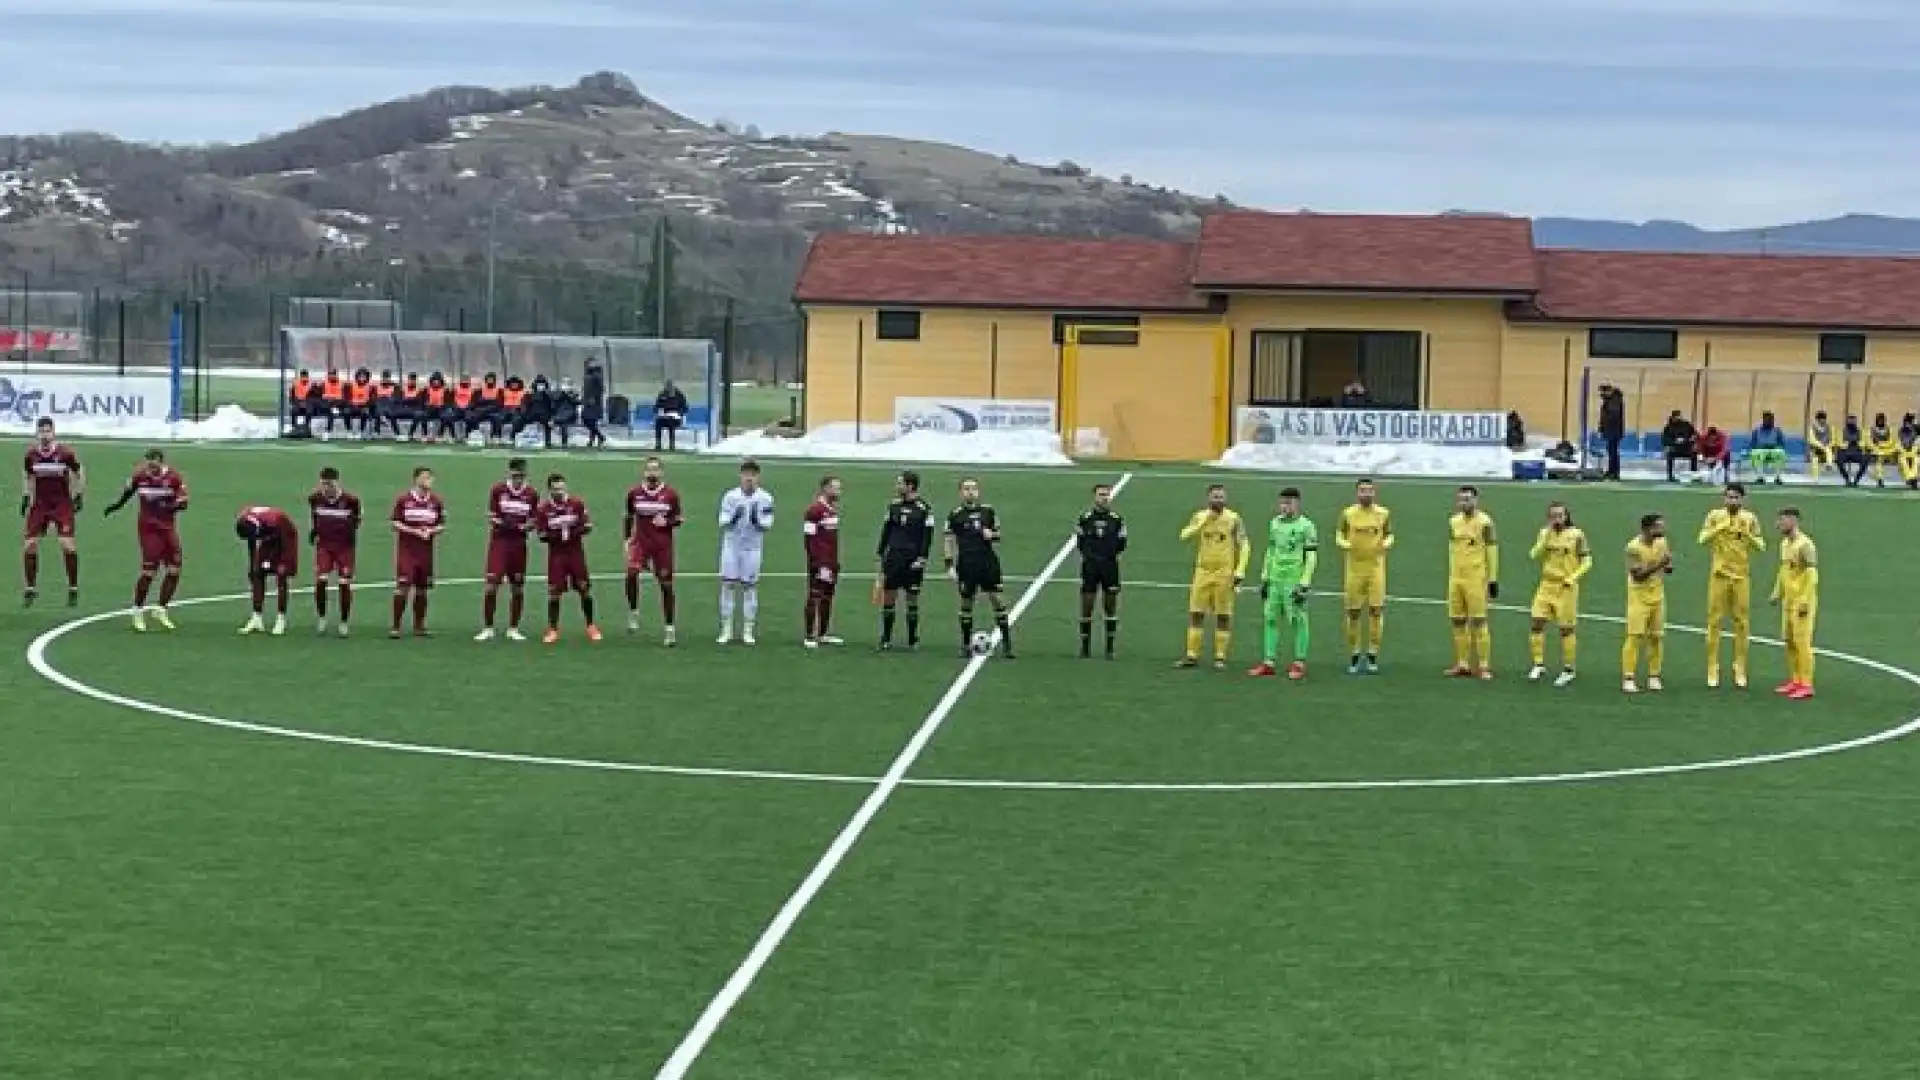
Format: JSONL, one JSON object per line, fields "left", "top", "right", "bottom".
{"left": 581, "top": 363, "right": 607, "bottom": 448}
{"left": 1836, "top": 414, "right": 1870, "bottom": 486}
{"left": 654, "top": 380, "right": 689, "bottom": 451}
{"left": 1661, "top": 410, "right": 1698, "bottom": 481}
{"left": 524, "top": 375, "right": 555, "bottom": 447}
{"left": 552, "top": 378, "right": 582, "bottom": 448}
{"left": 1598, "top": 384, "right": 1627, "bottom": 480}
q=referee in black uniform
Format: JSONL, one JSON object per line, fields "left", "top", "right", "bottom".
{"left": 946, "top": 477, "right": 1011, "bottom": 658}
{"left": 1075, "top": 482, "right": 1127, "bottom": 658}
{"left": 875, "top": 470, "right": 935, "bottom": 650}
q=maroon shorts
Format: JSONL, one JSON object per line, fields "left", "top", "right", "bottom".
{"left": 808, "top": 563, "right": 840, "bottom": 596}
{"left": 548, "top": 551, "right": 591, "bottom": 593}
{"left": 626, "top": 542, "right": 674, "bottom": 580}
{"left": 314, "top": 544, "right": 355, "bottom": 579}
{"left": 485, "top": 538, "right": 528, "bottom": 585}
{"left": 139, "top": 528, "right": 182, "bottom": 570}
{"left": 395, "top": 551, "right": 434, "bottom": 589}
{"left": 254, "top": 542, "right": 297, "bottom": 579}
{"left": 25, "top": 503, "right": 74, "bottom": 539}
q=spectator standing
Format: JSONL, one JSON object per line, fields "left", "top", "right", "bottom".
{"left": 654, "top": 380, "right": 689, "bottom": 451}
{"left": 581, "top": 363, "right": 608, "bottom": 448}
{"left": 1661, "top": 409, "right": 1698, "bottom": 481}
{"left": 1598, "top": 384, "right": 1627, "bottom": 480}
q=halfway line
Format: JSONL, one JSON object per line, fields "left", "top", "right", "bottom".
{"left": 652, "top": 471, "right": 1135, "bottom": 1078}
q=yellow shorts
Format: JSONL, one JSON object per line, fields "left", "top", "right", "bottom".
{"left": 1530, "top": 583, "right": 1578, "bottom": 628}
{"left": 1447, "top": 577, "right": 1489, "bottom": 620}
{"left": 1189, "top": 572, "right": 1236, "bottom": 615}
{"left": 1782, "top": 598, "right": 1819, "bottom": 642}
{"left": 1706, "top": 577, "right": 1748, "bottom": 620}
{"left": 1626, "top": 596, "right": 1665, "bottom": 636}
{"left": 1344, "top": 564, "right": 1385, "bottom": 610}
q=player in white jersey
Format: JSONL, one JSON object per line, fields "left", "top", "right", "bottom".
{"left": 717, "top": 459, "right": 774, "bottom": 644}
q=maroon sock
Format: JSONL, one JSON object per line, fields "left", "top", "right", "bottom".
{"left": 580, "top": 592, "right": 595, "bottom": 625}
{"left": 819, "top": 593, "right": 834, "bottom": 636}
{"left": 133, "top": 573, "right": 152, "bottom": 607}
{"left": 624, "top": 573, "right": 639, "bottom": 611}
{"left": 315, "top": 581, "right": 329, "bottom": 617}
{"left": 804, "top": 591, "right": 819, "bottom": 637}
{"left": 412, "top": 590, "right": 428, "bottom": 631}
{"left": 661, "top": 582, "right": 676, "bottom": 623}
{"left": 547, "top": 595, "right": 561, "bottom": 630}
{"left": 482, "top": 588, "right": 497, "bottom": 627}
{"left": 62, "top": 550, "right": 76, "bottom": 587}
{"left": 509, "top": 588, "right": 524, "bottom": 628}
{"left": 391, "top": 591, "right": 407, "bottom": 630}
{"left": 275, "top": 579, "right": 289, "bottom": 615}
{"left": 339, "top": 583, "right": 353, "bottom": 621}
{"left": 250, "top": 575, "right": 266, "bottom": 613}
{"left": 158, "top": 572, "right": 180, "bottom": 606}
{"left": 23, "top": 551, "right": 37, "bottom": 589}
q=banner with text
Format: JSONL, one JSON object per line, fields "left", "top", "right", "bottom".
{"left": 895, "top": 397, "right": 1057, "bottom": 436}
{"left": 0, "top": 372, "right": 177, "bottom": 432}
{"left": 1235, "top": 407, "right": 1506, "bottom": 447}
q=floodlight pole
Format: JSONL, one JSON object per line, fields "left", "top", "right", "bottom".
{"left": 484, "top": 203, "right": 499, "bottom": 333}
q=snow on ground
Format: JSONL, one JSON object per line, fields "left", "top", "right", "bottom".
{"left": 704, "top": 423, "right": 1073, "bottom": 466}
{"left": 0, "top": 405, "right": 279, "bottom": 443}
{"left": 1215, "top": 439, "right": 1516, "bottom": 478}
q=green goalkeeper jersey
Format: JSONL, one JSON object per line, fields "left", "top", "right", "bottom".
{"left": 1264, "top": 514, "right": 1319, "bottom": 585}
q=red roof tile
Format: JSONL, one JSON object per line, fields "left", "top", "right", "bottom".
{"left": 1191, "top": 211, "right": 1539, "bottom": 293}
{"left": 1532, "top": 250, "right": 1920, "bottom": 330}
{"left": 792, "top": 233, "right": 1208, "bottom": 311}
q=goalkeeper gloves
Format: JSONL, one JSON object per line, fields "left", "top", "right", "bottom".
{"left": 1258, "top": 582, "right": 1269, "bottom": 601}
{"left": 1487, "top": 581, "right": 1500, "bottom": 600}
{"left": 72, "top": 494, "right": 82, "bottom": 513}
{"left": 1292, "top": 584, "right": 1310, "bottom": 605}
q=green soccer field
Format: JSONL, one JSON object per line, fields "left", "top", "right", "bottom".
{"left": 4, "top": 442, "right": 1919, "bottom": 1079}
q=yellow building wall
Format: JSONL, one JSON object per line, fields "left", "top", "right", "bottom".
{"left": 1222, "top": 295, "right": 1506, "bottom": 413}
{"left": 1066, "top": 316, "right": 1227, "bottom": 461}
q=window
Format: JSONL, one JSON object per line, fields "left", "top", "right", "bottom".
{"left": 1819, "top": 332, "right": 1867, "bottom": 365}
{"left": 875, "top": 309, "right": 921, "bottom": 341}
{"left": 1054, "top": 313, "right": 1140, "bottom": 346}
{"left": 1588, "top": 327, "right": 1678, "bottom": 360}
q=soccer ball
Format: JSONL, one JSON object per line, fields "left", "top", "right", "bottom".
{"left": 968, "top": 630, "right": 994, "bottom": 656}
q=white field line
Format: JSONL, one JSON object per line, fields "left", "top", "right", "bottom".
{"left": 650, "top": 471, "right": 1134, "bottom": 1079}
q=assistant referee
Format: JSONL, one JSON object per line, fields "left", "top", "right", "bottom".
{"left": 1075, "top": 482, "right": 1127, "bottom": 658}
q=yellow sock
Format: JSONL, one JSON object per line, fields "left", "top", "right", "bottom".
{"left": 1473, "top": 625, "right": 1492, "bottom": 668}
{"left": 1214, "top": 627, "right": 1233, "bottom": 661}
{"left": 1368, "top": 610, "right": 1384, "bottom": 653}
{"left": 1345, "top": 614, "right": 1362, "bottom": 654}
{"left": 1528, "top": 630, "right": 1545, "bottom": 666}
{"left": 1622, "top": 634, "right": 1641, "bottom": 678}
{"left": 1799, "top": 642, "right": 1815, "bottom": 687}
{"left": 1562, "top": 632, "right": 1577, "bottom": 670}
{"left": 1184, "top": 626, "right": 1202, "bottom": 659}
{"left": 1705, "top": 624, "right": 1722, "bottom": 670}
{"left": 1647, "top": 634, "right": 1664, "bottom": 678}
{"left": 1450, "top": 625, "right": 1469, "bottom": 665}
{"left": 1732, "top": 623, "right": 1749, "bottom": 673}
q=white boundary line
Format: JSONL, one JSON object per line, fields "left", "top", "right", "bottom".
{"left": 650, "top": 471, "right": 1135, "bottom": 1079}
{"left": 25, "top": 569, "right": 1920, "bottom": 794}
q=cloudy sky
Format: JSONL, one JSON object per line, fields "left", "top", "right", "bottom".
{"left": 4, "top": 0, "right": 1919, "bottom": 228}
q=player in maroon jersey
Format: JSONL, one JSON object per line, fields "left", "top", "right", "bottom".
{"left": 307, "top": 466, "right": 362, "bottom": 637}
{"left": 534, "top": 472, "right": 600, "bottom": 643}
{"left": 235, "top": 505, "right": 300, "bottom": 636}
{"left": 622, "top": 455, "right": 683, "bottom": 644}
{"left": 103, "top": 448, "right": 188, "bottom": 632}
{"left": 801, "top": 475, "right": 845, "bottom": 648}
{"left": 476, "top": 457, "right": 538, "bottom": 642}
{"left": 388, "top": 466, "right": 446, "bottom": 637}
{"left": 20, "top": 417, "right": 85, "bottom": 607}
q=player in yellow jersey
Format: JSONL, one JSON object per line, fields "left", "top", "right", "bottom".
{"left": 1527, "top": 501, "right": 1591, "bottom": 688}
{"left": 1868, "top": 412, "right": 1901, "bottom": 487}
{"left": 1444, "top": 485, "right": 1499, "bottom": 679}
{"left": 1622, "top": 513, "right": 1673, "bottom": 694}
{"left": 1335, "top": 478, "right": 1392, "bottom": 675}
{"left": 1697, "top": 482, "right": 1764, "bottom": 688}
{"left": 1770, "top": 507, "right": 1819, "bottom": 700}
{"left": 1177, "top": 483, "right": 1248, "bottom": 669}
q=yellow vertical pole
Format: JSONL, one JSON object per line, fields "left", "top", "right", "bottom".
{"left": 1211, "top": 326, "right": 1232, "bottom": 454}
{"left": 1060, "top": 327, "right": 1080, "bottom": 455}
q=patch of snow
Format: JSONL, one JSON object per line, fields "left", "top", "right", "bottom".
{"left": 457, "top": 168, "right": 478, "bottom": 179}
{"left": 0, "top": 403, "right": 279, "bottom": 442}
{"left": 1215, "top": 439, "right": 1515, "bottom": 479}
{"left": 704, "top": 424, "right": 1073, "bottom": 466}
{"left": 318, "top": 209, "right": 373, "bottom": 226}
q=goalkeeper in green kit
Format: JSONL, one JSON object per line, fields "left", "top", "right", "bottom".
{"left": 1249, "top": 486, "right": 1317, "bottom": 681}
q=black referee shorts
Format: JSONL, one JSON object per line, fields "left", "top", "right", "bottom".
{"left": 1079, "top": 559, "right": 1121, "bottom": 594}
{"left": 882, "top": 556, "right": 925, "bottom": 593}
{"left": 955, "top": 557, "right": 1003, "bottom": 599}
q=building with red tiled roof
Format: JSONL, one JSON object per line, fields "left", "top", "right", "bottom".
{"left": 795, "top": 211, "right": 1920, "bottom": 461}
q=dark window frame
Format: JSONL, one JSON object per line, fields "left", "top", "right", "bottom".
{"left": 1818, "top": 332, "right": 1867, "bottom": 365}
{"left": 1587, "top": 327, "right": 1679, "bottom": 360}
{"left": 875, "top": 309, "right": 921, "bottom": 341}
{"left": 1053, "top": 313, "right": 1141, "bottom": 346}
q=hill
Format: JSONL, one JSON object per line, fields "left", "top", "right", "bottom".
{"left": 2, "top": 71, "right": 1917, "bottom": 373}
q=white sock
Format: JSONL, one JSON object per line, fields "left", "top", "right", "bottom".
{"left": 720, "top": 582, "right": 735, "bottom": 624}
{"left": 743, "top": 585, "right": 758, "bottom": 623}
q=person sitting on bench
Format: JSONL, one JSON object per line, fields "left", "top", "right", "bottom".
{"left": 1661, "top": 409, "right": 1698, "bottom": 481}
{"left": 1835, "top": 415, "right": 1870, "bottom": 486}
{"left": 1747, "top": 412, "right": 1787, "bottom": 484}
